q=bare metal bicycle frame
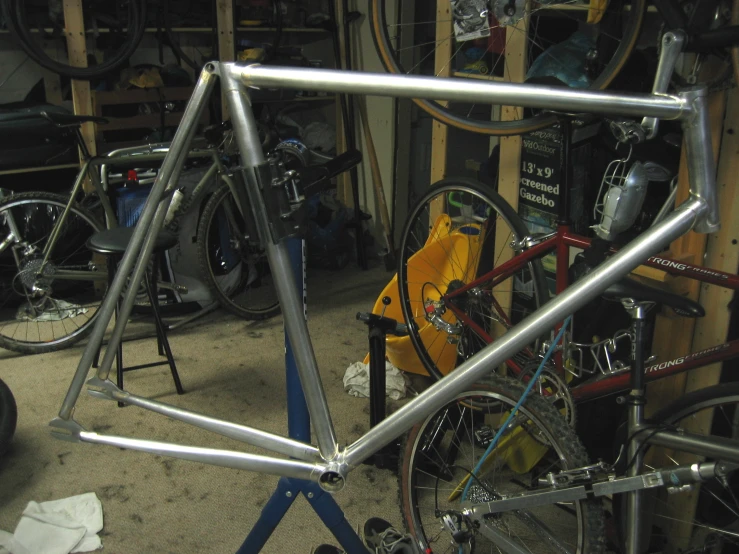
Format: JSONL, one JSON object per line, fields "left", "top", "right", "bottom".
{"left": 51, "top": 60, "right": 736, "bottom": 503}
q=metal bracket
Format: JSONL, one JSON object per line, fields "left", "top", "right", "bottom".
{"left": 255, "top": 156, "right": 307, "bottom": 243}
{"left": 513, "top": 231, "right": 557, "bottom": 250}
{"left": 48, "top": 417, "right": 87, "bottom": 443}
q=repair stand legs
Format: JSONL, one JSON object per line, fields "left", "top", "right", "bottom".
{"left": 235, "top": 239, "right": 369, "bottom": 554}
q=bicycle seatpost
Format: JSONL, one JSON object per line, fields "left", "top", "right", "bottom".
{"left": 620, "top": 299, "right": 655, "bottom": 554}
{"left": 642, "top": 30, "right": 686, "bottom": 140}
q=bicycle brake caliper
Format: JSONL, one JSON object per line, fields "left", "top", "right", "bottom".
{"left": 424, "top": 299, "right": 463, "bottom": 340}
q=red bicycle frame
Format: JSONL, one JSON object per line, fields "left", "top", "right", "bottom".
{"left": 443, "top": 223, "right": 739, "bottom": 403}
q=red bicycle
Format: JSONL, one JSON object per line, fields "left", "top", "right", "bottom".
{"left": 395, "top": 118, "right": 737, "bottom": 419}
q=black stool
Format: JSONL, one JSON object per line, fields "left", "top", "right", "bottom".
{"left": 88, "top": 227, "right": 185, "bottom": 405}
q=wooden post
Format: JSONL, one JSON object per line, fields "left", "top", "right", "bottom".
{"left": 216, "top": 0, "right": 235, "bottom": 121}
{"left": 429, "top": 0, "right": 452, "bottom": 189}
{"left": 335, "top": 0, "right": 351, "bottom": 205}
{"left": 491, "top": 8, "right": 529, "bottom": 342}
{"left": 686, "top": 87, "right": 739, "bottom": 392}
{"left": 62, "top": 0, "right": 96, "bottom": 157}
{"left": 644, "top": 90, "right": 728, "bottom": 551}
{"left": 645, "top": 90, "right": 727, "bottom": 417}
{"left": 393, "top": 0, "right": 415, "bottom": 245}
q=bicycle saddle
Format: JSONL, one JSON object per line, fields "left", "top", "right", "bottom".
{"left": 40, "top": 111, "right": 108, "bottom": 127}
{"left": 603, "top": 276, "right": 705, "bottom": 318}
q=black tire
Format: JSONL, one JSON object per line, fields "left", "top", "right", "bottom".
{"left": 196, "top": 183, "right": 280, "bottom": 320}
{"left": 0, "top": 378, "right": 16, "bottom": 458}
{"left": 399, "top": 376, "right": 605, "bottom": 554}
{"left": 640, "top": 383, "right": 739, "bottom": 552}
{"left": 397, "top": 178, "right": 549, "bottom": 381}
{"left": 369, "top": 0, "right": 645, "bottom": 135}
{"left": 0, "top": 0, "right": 146, "bottom": 80}
{"left": 0, "top": 192, "right": 104, "bottom": 354}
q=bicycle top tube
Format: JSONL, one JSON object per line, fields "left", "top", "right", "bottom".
{"left": 231, "top": 62, "right": 718, "bottom": 233}
{"left": 237, "top": 63, "right": 689, "bottom": 120}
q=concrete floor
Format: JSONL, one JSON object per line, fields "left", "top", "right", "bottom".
{"left": 0, "top": 263, "right": 417, "bottom": 554}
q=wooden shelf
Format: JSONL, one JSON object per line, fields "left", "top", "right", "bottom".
{"left": 236, "top": 27, "right": 327, "bottom": 33}
{"left": 535, "top": 3, "right": 589, "bottom": 10}
{"left": 452, "top": 71, "right": 505, "bottom": 81}
{"left": 0, "top": 26, "right": 327, "bottom": 34}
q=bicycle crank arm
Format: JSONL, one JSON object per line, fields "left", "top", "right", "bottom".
{"left": 465, "top": 461, "right": 736, "bottom": 517}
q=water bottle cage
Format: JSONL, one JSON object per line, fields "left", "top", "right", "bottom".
{"left": 255, "top": 156, "right": 308, "bottom": 243}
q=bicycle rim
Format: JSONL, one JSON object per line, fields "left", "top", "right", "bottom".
{"left": 197, "top": 184, "right": 280, "bottom": 320}
{"left": 370, "top": 0, "right": 645, "bottom": 135}
{"left": 0, "top": 192, "right": 104, "bottom": 354}
{"left": 399, "top": 376, "right": 605, "bottom": 553}
{"left": 642, "top": 383, "right": 739, "bottom": 553}
{"left": 397, "top": 178, "right": 549, "bottom": 380}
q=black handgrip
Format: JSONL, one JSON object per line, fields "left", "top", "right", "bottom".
{"left": 299, "top": 149, "right": 362, "bottom": 198}
{"left": 356, "top": 311, "right": 408, "bottom": 337}
{"left": 321, "top": 149, "right": 362, "bottom": 180}
{"left": 686, "top": 25, "right": 739, "bottom": 52}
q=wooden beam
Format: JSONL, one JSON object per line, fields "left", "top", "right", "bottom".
{"left": 491, "top": 8, "right": 529, "bottom": 342}
{"left": 335, "top": 0, "right": 351, "bottom": 205}
{"left": 644, "top": 90, "right": 728, "bottom": 552}
{"left": 393, "top": 0, "right": 415, "bottom": 244}
{"left": 62, "top": 0, "right": 96, "bottom": 156}
{"left": 685, "top": 87, "right": 739, "bottom": 392}
{"left": 216, "top": 0, "right": 235, "bottom": 121}
{"left": 645, "top": 90, "right": 727, "bottom": 417}
{"left": 429, "top": 0, "right": 452, "bottom": 188}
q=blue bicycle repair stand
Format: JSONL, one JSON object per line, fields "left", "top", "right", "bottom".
{"left": 235, "top": 239, "right": 369, "bottom": 554}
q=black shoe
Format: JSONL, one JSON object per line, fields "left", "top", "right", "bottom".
{"left": 313, "top": 545, "right": 344, "bottom": 554}
{"left": 363, "top": 517, "right": 419, "bottom": 554}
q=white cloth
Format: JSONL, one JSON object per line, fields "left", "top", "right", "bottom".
{"left": 343, "top": 361, "right": 406, "bottom": 400}
{"left": 0, "top": 493, "right": 103, "bottom": 554}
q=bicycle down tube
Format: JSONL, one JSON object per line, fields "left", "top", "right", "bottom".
{"left": 52, "top": 62, "right": 721, "bottom": 489}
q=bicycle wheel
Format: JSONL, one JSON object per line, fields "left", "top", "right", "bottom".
{"left": 399, "top": 376, "right": 605, "bottom": 553}
{"left": 196, "top": 182, "right": 280, "bottom": 320}
{"left": 641, "top": 383, "right": 739, "bottom": 552}
{"left": 0, "top": 192, "right": 104, "bottom": 354}
{"left": 398, "top": 178, "right": 549, "bottom": 381}
{"left": 370, "top": 0, "right": 645, "bottom": 135}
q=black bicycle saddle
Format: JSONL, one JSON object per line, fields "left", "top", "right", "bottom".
{"left": 603, "top": 276, "right": 705, "bottom": 318}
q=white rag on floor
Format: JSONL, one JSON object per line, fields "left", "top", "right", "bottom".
{"left": 0, "top": 493, "right": 103, "bottom": 554}
{"left": 343, "top": 361, "right": 406, "bottom": 400}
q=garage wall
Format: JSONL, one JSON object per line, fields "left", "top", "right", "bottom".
{"left": 349, "top": 0, "right": 397, "bottom": 258}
